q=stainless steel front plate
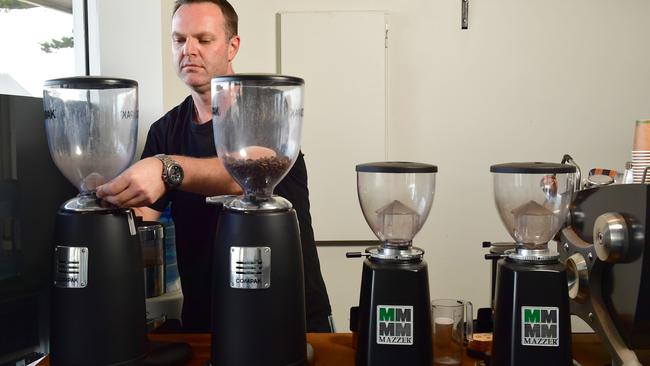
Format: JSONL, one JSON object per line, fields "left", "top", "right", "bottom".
{"left": 54, "top": 246, "right": 89, "bottom": 288}
{"left": 230, "top": 246, "right": 271, "bottom": 289}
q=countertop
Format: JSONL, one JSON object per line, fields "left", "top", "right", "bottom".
{"left": 39, "top": 332, "right": 612, "bottom": 365}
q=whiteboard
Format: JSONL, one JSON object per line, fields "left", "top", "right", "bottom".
{"left": 279, "top": 11, "right": 388, "bottom": 242}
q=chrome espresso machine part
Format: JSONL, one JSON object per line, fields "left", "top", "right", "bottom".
{"left": 559, "top": 183, "right": 650, "bottom": 366}
{"left": 43, "top": 77, "right": 146, "bottom": 365}
{"left": 208, "top": 74, "right": 307, "bottom": 366}
{"left": 489, "top": 162, "right": 576, "bottom": 366}
{"left": 348, "top": 162, "right": 437, "bottom": 366}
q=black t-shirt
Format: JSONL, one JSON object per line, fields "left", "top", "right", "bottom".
{"left": 142, "top": 96, "right": 332, "bottom": 332}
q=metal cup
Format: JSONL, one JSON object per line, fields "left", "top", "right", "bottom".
{"left": 137, "top": 221, "right": 165, "bottom": 298}
{"left": 432, "top": 299, "right": 473, "bottom": 365}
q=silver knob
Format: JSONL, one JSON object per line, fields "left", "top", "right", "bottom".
{"left": 593, "top": 212, "right": 628, "bottom": 263}
{"left": 566, "top": 253, "right": 589, "bottom": 303}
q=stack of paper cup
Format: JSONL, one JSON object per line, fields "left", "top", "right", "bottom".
{"left": 632, "top": 119, "right": 650, "bottom": 183}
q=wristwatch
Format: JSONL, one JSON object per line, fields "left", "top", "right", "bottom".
{"left": 155, "top": 154, "right": 184, "bottom": 190}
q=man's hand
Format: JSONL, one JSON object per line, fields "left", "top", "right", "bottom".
{"left": 96, "top": 157, "right": 165, "bottom": 207}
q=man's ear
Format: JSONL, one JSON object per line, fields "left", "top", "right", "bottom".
{"left": 228, "top": 35, "right": 241, "bottom": 62}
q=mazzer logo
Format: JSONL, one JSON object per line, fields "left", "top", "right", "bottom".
{"left": 521, "top": 306, "right": 559, "bottom": 347}
{"left": 376, "top": 305, "right": 413, "bottom": 345}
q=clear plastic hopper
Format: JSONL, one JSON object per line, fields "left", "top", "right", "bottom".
{"left": 211, "top": 74, "right": 304, "bottom": 210}
{"left": 356, "top": 162, "right": 437, "bottom": 249}
{"left": 490, "top": 162, "right": 576, "bottom": 257}
{"left": 43, "top": 76, "right": 138, "bottom": 211}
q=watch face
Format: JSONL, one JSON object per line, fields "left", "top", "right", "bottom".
{"left": 169, "top": 165, "right": 184, "bottom": 186}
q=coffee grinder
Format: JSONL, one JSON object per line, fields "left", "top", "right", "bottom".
{"left": 43, "top": 77, "right": 146, "bottom": 365}
{"left": 348, "top": 162, "right": 436, "bottom": 366}
{"left": 489, "top": 162, "right": 576, "bottom": 366}
{"left": 209, "top": 75, "right": 307, "bottom": 366}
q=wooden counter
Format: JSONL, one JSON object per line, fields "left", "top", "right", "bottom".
{"left": 39, "top": 332, "right": 611, "bottom": 365}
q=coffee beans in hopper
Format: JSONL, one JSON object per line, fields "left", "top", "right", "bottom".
{"left": 224, "top": 156, "right": 291, "bottom": 192}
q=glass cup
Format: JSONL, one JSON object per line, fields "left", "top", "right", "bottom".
{"left": 432, "top": 299, "right": 473, "bottom": 365}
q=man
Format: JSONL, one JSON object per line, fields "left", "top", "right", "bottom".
{"left": 96, "top": 0, "right": 333, "bottom": 332}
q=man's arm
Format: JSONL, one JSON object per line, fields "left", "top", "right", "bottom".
{"left": 133, "top": 206, "right": 162, "bottom": 221}
{"left": 96, "top": 155, "right": 242, "bottom": 208}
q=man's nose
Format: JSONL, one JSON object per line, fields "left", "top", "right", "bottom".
{"left": 183, "top": 38, "right": 197, "bottom": 56}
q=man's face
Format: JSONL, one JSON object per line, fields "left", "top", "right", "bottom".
{"left": 171, "top": 3, "right": 240, "bottom": 92}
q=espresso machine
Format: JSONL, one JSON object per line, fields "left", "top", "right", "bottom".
{"left": 489, "top": 162, "right": 576, "bottom": 366}
{"left": 348, "top": 162, "right": 436, "bottom": 366}
{"left": 43, "top": 77, "right": 147, "bottom": 365}
{"left": 559, "top": 183, "right": 650, "bottom": 365}
{"left": 208, "top": 75, "right": 307, "bottom": 366}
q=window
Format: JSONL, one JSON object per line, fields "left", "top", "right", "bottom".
{"left": 0, "top": 0, "right": 87, "bottom": 97}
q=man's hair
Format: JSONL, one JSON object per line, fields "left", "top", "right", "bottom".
{"left": 173, "top": 0, "right": 238, "bottom": 39}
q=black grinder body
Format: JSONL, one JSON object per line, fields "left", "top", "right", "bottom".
{"left": 50, "top": 208, "right": 147, "bottom": 366}
{"left": 355, "top": 257, "right": 433, "bottom": 366}
{"left": 210, "top": 208, "right": 307, "bottom": 366}
{"left": 492, "top": 258, "right": 572, "bottom": 366}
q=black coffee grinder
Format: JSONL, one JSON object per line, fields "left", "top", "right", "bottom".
{"left": 208, "top": 75, "right": 307, "bottom": 366}
{"left": 43, "top": 77, "right": 146, "bottom": 365}
{"left": 489, "top": 162, "right": 576, "bottom": 366}
{"left": 348, "top": 162, "right": 436, "bottom": 366}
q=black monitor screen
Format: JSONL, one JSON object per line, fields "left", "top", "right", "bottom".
{"left": 0, "top": 94, "right": 77, "bottom": 360}
{"left": 0, "top": 180, "right": 20, "bottom": 282}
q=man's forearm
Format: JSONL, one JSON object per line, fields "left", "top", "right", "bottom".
{"left": 171, "top": 156, "right": 242, "bottom": 196}
{"left": 133, "top": 206, "right": 162, "bottom": 221}
{"left": 96, "top": 155, "right": 241, "bottom": 208}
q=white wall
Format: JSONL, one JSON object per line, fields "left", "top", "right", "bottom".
{"left": 87, "top": 0, "right": 165, "bottom": 159}
{"left": 160, "top": 0, "right": 189, "bottom": 112}
{"left": 92, "top": 0, "right": 650, "bottom": 332}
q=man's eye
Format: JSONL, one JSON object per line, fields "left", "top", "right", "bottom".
{"left": 173, "top": 38, "right": 185, "bottom": 44}
{"left": 199, "top": 39, "right": 212, "bottom": 44}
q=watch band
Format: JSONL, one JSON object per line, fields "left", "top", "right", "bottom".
{"left": 155, "top": 154, "right": 183, "bottom": 190}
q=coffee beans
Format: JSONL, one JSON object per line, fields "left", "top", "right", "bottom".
{"left": 224, "top": 155, "right": 291, "bottom": 193}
